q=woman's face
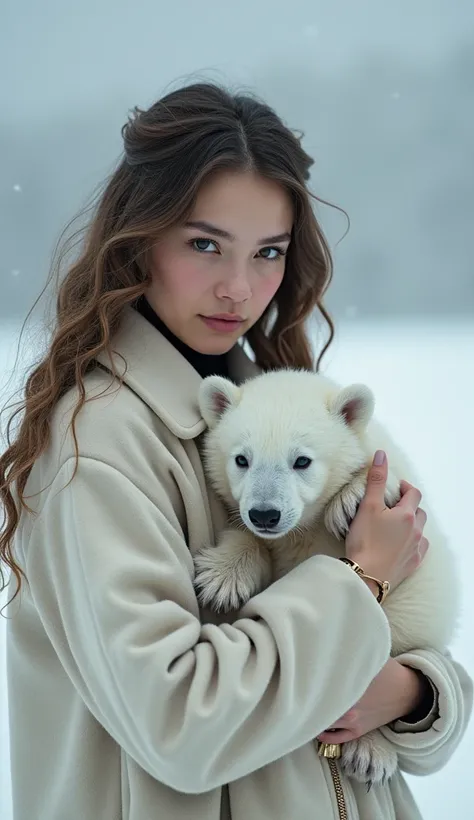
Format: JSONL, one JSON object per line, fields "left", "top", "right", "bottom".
{"left": 146, "top": 170, "right": 293, "bottom": 354}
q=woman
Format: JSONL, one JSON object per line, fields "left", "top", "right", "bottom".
{"left": 1, "top": 82, "right": 471, "bottom": 820}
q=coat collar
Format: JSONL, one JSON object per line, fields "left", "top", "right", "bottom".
{"left": 95, "top": 307, "right": 259, "bottom": 439}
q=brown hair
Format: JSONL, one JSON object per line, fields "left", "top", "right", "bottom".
{"left": 0, "top": 81, "right": 338, "bottom": 612}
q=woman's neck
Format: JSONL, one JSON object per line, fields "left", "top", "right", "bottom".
{"left": 134, "top": 295, "right": 230, "bottom": 380}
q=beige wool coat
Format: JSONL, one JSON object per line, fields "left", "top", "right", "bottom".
{"left": 6, "top": 307, "right": 472, "bottom": 819}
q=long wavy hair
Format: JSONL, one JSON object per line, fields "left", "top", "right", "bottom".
{"left": 0, "top": 81, "right": 340, "bottom": 611}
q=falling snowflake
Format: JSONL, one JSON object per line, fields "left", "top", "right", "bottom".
{"left": 13, "top": 184, "right": 22, "bottom": 192}
{"left": 303, "top": 24, "right": 319, "bottom": 37}
{"left": 390, "top": 92, "right": 401, "bottom": 100}
{"left": 11, "top": 269, "right": 20, "bottom": 277}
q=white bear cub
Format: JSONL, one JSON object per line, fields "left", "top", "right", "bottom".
{"left": 194, "top": 368, "right": 459, "bottom": 788}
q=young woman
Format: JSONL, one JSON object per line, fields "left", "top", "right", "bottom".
{"left": 1, "top": 82, "right": 471, "bottom": 820}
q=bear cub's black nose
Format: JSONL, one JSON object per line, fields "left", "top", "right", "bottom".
{"left": 248, "top": 508, "right": 281, "bottom": 528}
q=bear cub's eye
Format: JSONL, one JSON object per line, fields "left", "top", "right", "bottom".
{"left": 235, "top": 455, "right": 249, "bottom": 468}
{"left": 293, "top": 456, "right": 312, "bottom": 470}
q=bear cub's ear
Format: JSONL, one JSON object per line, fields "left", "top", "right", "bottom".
{"left": 199, "top": 376, "right": 242, "bottom": 428}
{"left": 329, "top": 383, "right": 375, "bottom": 431}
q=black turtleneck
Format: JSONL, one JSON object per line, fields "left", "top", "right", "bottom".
{"left": 135, "top": 295, "right": 230, "bottom": 380}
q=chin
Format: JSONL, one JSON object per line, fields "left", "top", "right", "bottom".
{"left": 200, "top": 338, "right": 238, "bottom": 355}
{"left": 193, "top": 331, "right": 244, "bottom": 356}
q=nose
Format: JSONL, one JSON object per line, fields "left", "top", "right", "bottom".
{"left": 248, "top": 508, "right": 281, "bottom": 529}
{"left": 215, "top": 263, "right": 252, "bottom": 303}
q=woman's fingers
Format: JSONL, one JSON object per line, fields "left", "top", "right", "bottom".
{"left": 418, "top": 536, "right": 429, "bottom": 558}
{"left": 397, "top": 481, "right": 422, "bottom": 513}
{"left": 415, "top": 507, "right": 427, "bottom": 530}
{"left": 317, "top": 729, "right": 356, "bottom": 744}
{"left": 362, "top": 451, "right": 388, "bottom": 510}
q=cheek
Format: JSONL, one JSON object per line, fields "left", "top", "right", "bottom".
{"left": 285, "top": 475, "right": 302, "bottom": 506}
{"left": 299, "top": 467, "right": 329, "bottom": 503}
{"left": 155, "top": 253, "right": 208, "bottom": 299}
{"left": 228, "top": 465, "right": 247, "bottom": 500}
{"left": 253, "top": 269, "right": 285, "bottom": 308}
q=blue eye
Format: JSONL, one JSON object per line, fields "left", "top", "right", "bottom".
{"left": 293, "top": 456, "right": 312, "bottom": 470}
{"left": 191, "top": 238, "right": 218, "bottom": 253}
{"left": 259, "top": 246, "right": 286, "bottom": 260}
{"left": 235, "top": 455, "right": 249, "bottom": 468}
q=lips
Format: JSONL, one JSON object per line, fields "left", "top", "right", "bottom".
{"left": 199, "top": 314, "right": 245, "bottom": 333}
{"left": 205, "top": 314, "right": 245, "bottom": 321}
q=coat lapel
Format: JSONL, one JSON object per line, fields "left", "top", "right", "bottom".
{"left": 95, "top": 307, "right": 259, "bottom": 438}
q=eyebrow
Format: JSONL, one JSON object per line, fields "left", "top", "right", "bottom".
{"left": 184, "top": 220, "right": 292, "bottom": 245}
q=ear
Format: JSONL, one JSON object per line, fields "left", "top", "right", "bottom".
{"left": 198, "top": 376, "right": 242, "bottom": 428}
{"left": 329, "top": 383, "right": 375, "bottom": 431}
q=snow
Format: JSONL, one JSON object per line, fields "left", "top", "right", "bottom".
{"left": 1, "top": 318, "right": 473, "bottom": 819}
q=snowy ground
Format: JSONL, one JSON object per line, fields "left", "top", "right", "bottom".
{"left": 1, "top": 318, "right": 473, "bottom": 819}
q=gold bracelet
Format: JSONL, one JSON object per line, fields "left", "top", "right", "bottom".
{"left": 338, "top": 557, "right": 390, "bottom": 605}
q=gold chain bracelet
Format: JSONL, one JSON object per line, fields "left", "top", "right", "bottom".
{"left": 338, "top": 557, "right": 390, "bottom": 605}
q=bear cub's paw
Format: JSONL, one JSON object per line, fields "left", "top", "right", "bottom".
{"left": 194, "top": 532, "right": 272, "bottom": 613}
{"left": 324, "top": 468, "right": 401, "bottom": 540}
{"left": 340, "top": 730, "right": 398, "bottom": 790}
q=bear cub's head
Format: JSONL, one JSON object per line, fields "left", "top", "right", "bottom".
{"left": 199, "top": 369, "right": 375, "bottom": 539}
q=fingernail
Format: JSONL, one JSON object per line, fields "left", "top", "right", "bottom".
{"left": 373, "top": 450, "right": 386, "bottom": 466}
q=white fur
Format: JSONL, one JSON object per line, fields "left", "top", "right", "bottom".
{"left": 194, "top": 369, "right": 459, "bottom": 787}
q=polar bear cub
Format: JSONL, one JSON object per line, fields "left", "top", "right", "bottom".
{"left": 193, "top": 368, "right": 459, "bottom": 787}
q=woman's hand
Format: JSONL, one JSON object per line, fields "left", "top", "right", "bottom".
{"left": 345, "top": 450, "right": 429, "bottom": 592}
{"left": 318, "top": 452, "right": 433, "bottom": 743}
{"left": 317, "top": 658, "right": 428, "bottom": 744}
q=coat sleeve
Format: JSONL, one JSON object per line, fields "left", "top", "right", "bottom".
{"left": 379, "top": 648, "right": 473, "bottom": 776}
{"left": 25, "top": 455, "right": 392, "bottom": 794}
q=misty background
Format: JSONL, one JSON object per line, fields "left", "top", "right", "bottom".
{"left": 2, "top": 0, "right": 474, "bottom": 321}
{"left": 1, "top": 2, "right": 473, "bottom": 819}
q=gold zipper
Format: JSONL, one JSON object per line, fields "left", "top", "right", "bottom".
{"left": 318, "top": 742, "right": 348, "bottom": 820}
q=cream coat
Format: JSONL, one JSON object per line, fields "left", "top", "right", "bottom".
{"left": 6, "top": 307, "right": 472, "bottom": 819}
